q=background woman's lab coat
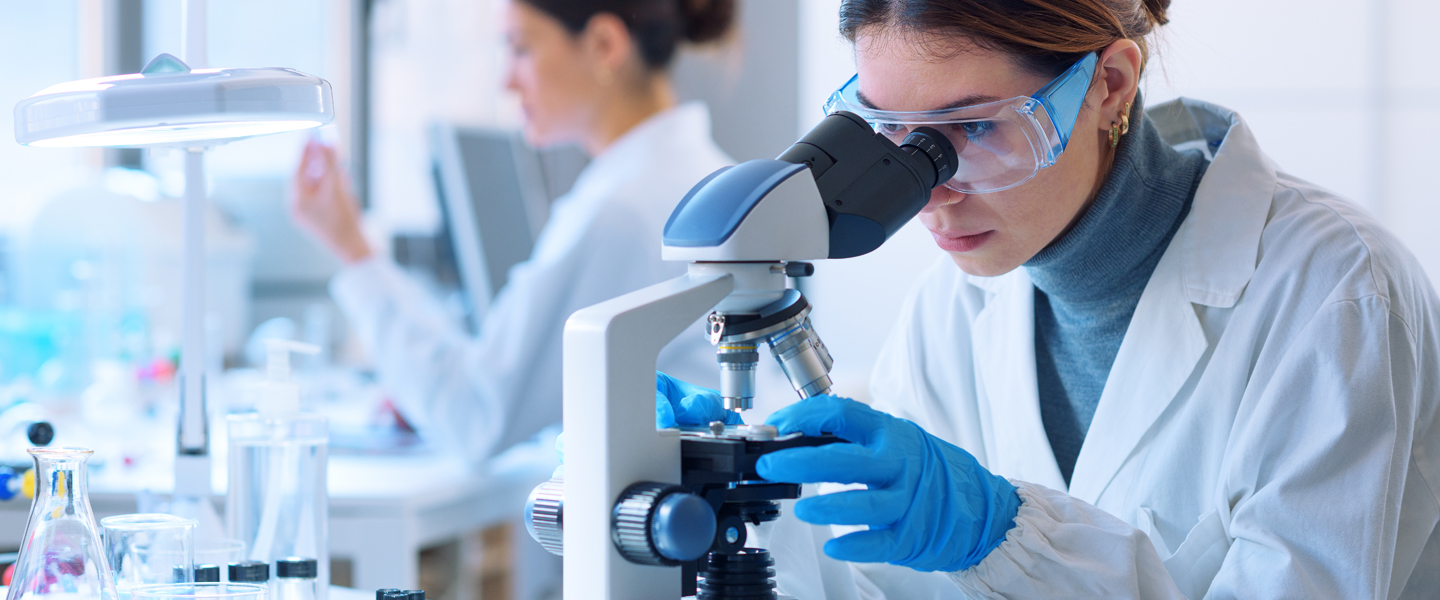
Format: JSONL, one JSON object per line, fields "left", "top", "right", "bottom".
{"left": 330, "top": 102, "right": 731, "bottom": 465}
{"left": 761, "top": 99, "right": 1440, "bottom": 599}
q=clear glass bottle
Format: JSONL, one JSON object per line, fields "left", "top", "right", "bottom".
{"left": 272, "top": 558, "right": 316, "bottom": 600}
{"left": 7, "top": 447, "right": 119, "bottom": 600}
{"left": 227, "top": 341, "right": 327, "bottom": 600}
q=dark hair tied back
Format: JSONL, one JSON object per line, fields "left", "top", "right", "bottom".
{"left": 840, "top": 0, "right": 1172, "bottom": 78}
{"left": 1140, "top": 0, "right": 1171, "bottom": 26}
{"left": 680, "top": 0, "right": 736, "bottom": 44}
{"left": 523, "top": 0, "right": 736, "bottom": 69}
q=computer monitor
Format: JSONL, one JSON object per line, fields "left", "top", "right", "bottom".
{"left": 428, "top": 124, "right": 588, "bottom": 332}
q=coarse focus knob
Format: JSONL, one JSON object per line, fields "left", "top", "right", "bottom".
{"left": 613, "top": 482, "right": 717, "bottom": 566}
{"left": 525, "top": 477, "right": 564, "bottom": 556}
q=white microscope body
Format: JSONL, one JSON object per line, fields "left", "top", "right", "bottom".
{"left": 528, "top": 112, "right": 957, "bottom": 600}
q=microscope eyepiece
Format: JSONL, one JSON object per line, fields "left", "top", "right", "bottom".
{"left": 899, "top": 126, "right": 959, "bottom": 190}
{"left": 776, "top": 111, "right": 961, "bottom": 258}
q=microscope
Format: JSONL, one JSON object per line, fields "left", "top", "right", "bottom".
{"left": 524, "top": 111, "right": 957, "bottom": 600}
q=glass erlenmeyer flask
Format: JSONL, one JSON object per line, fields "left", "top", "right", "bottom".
{"left": 7, "top": 448, "right": 118, "bottom": 600}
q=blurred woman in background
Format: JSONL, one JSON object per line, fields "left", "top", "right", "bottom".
{"left": 291, "top": 0, "right": 736, "bottom": 465}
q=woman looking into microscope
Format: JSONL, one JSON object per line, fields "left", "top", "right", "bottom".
{"left": 656, "top": 0, "right": 1440, "bottom": 597}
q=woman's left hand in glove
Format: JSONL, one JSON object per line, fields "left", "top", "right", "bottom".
{"left": 757, "top": 395, "right": 1022, "bottom": 572}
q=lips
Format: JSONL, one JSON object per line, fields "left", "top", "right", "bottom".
{"left": 931, "top": 230, "right": 995, "bottom": 253}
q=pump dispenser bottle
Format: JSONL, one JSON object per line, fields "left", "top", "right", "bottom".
{"left": 227, "top": 340, "right": 328, "bottom": 599}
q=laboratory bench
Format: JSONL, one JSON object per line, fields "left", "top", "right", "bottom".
{"left": 0, "top": 443, "right": 557, "bottom": 600}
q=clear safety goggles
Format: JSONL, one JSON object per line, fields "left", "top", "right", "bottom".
{"left": 823, "top": 52, "right": 1099, "bottom": 194}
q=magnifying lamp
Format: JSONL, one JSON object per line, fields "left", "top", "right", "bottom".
{"left": 15, "top": 53, "right": 332, "bottom": 148}
{"left": 13, "top": 2, "right": 334, "bottom": 532}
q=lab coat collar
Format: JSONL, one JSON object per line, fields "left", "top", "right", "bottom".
{"left": 1070, "top": 99, "right": 1275, "bottom": 503}
{"left": 1149, "top": 98, "right": 1276, "bottom": 308}
{"left": 965, "top": 99, "right": 1276, "bottom": 500}
{"left": 577, "top": 101, "right": 714, "bottom": 186}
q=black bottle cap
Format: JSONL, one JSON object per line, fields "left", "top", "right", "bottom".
{"left": 195, "top": 565, "right": 221, "bottom": 583}
{"left": 381, "top": 592, "right": 409, "bottom": 600}
{"left": 403, "top": 591, "right": 424, "bottom": 600}
{"left": 229, "top": 561, "right": 269, "bottom": 583}
{"left": 375, "top": 590, "right": 401, "bottom": 600}
{"left": 276, "top": 557, "right": 318, "bottom": 579}
{"left": 27, "top": 422, "right": 53, "bottom": 446}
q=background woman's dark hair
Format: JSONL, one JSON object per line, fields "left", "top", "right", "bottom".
{"left": 521, "top": 0, "right": 736, "bottom": 70}
{"left": 839, "top": 0, "right": 1170, "bottom": 78}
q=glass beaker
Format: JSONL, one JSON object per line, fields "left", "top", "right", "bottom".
{"left": 128, "top": 583, "right": 264, "bottom": 600}
{"left": 101, "top": 514, "right": 196, "bottom": 594}
{"left": 6, "top": 447, "right": 119, "bottom": 600}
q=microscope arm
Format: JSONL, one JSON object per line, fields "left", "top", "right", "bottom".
{"left": 562, "top": 269, "right": 734, "bottom": 599}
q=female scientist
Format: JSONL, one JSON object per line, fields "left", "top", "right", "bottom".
{"left": 293, "top": 0, "right": 736, "bottom": 465}
{"left": 657, "top": 0, "right": 1440, "bottom": 597}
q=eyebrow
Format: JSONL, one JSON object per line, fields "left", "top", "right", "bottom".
{"left": 854, "top": 88, "right": 1005, "bottom": 112}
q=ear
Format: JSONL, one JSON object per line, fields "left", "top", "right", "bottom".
{"left": 577, "top": 12, "right": 634, "bottom": 82}
{"left": 1093, "top": 39, "right": 1143, "bottom": 133}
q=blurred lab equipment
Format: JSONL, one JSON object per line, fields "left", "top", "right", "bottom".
{"left": 7, "top": 447, "right": 119, "bottom": 600}
{"left": 128, "top": 583, "right": 265, "bottom": 600}
{"left": 0, "top": 401, "right": 55, "bottom": 452}
{"left": 375, "top": 589, "right": 427, "bottom": 600}
{"left": 429, "top": 125, "right": 540, "bottom": 328}
{"left": 532, "top": 111, "right": 956, "bottom": 599}
{"left": 101, "top": 513, "right": 197, "bottom": 594}
{"left": 417, "top": 124, "right": 587, "bottom": 331}
{"left": 12, "top": 0, "right": 334, "bottom": 539}
{"left": 19, "top": 185, "right": 254, "bottom": 373}
{"left": 226, "top": 341, "right": 328, "bottom": 597}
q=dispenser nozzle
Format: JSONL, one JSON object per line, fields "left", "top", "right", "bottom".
{"left": 264, "top": 339, "right": 320, "bottom": 383}
{"left": 258, "top": 339, "right": 320, "bottom": 415}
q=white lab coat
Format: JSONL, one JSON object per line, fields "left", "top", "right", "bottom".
{"left": 331, "top": 102, "right": 732, "bottom": 465}
{"left": 762, "top": 98, "right": 1440, "bottom": 599}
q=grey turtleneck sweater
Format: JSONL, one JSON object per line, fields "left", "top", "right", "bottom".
{"left": 1024, "top": 97, "right": 1209, "bottom": 485}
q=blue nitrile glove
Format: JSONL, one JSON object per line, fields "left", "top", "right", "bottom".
{"left": 655, "top": 371, "right": 743, "bottom": 429}
{"left": 757, "top": 395, "right": 1022, "bottom": 572}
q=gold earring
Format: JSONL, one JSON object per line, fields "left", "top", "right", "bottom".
{"left": 1110, "top": 122, "right": 1121, "bottom": 148}
{"left": 1119, "top": 102, "right": 1132, "bottom": 135}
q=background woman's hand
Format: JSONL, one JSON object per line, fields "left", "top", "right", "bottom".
{"left": 291, "top": 139, "right": 373, "bottom": 264}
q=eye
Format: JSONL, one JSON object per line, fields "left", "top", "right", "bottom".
{"left": 877, "top": 122, "right": 907, "bottom": 135}
{"left": 955, "top": 121, "right": 995, "bottom": 137}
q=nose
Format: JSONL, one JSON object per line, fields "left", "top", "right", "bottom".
{"left": 503, "top": 61, "right": 521, "bottom": 93}
{"left": 920, "top": 186, "right": 964, "bottom": 214}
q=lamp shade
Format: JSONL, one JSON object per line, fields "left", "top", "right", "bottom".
{"left": 14, "top": 54, "right": 333, "bottom": 148}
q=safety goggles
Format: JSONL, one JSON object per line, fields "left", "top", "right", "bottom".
{"left": 823, "top": 52, "right": 1099, "bottom": 194}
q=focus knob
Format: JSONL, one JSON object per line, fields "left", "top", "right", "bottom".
{"left": 613, "top": 482, "right": 716, "bottom": 566}
{"left": 525, "top": 477, "right": 564, "bottom": 556}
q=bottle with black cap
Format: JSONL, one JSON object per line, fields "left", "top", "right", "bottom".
{"left": 229, "top": 560, "right": 270, "bottom": 588}
{"left": 194, "top": 564, "right": 221, "bottom": 583}
{"left": 274, "top": 558, "right": 318, "bottom": 600}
